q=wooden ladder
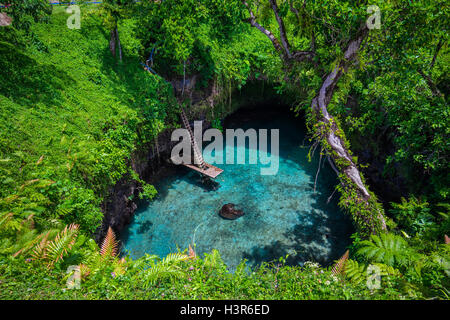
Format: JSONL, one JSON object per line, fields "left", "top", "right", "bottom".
{"left": 180, "top": 108, "right": 206, "bottom": 169}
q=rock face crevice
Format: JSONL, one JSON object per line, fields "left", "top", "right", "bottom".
{"left": 95, "top": 128, "right": 175, "bottom": 242}
{"left": 96, "top": 108, "right": 216, "bottom": 242}
{"left": 97, "top": 177, "right": 138, "bottom": 242}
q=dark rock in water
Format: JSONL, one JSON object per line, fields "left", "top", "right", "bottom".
{"left": 219, "top": 203, "right": 244, "bottom": 220}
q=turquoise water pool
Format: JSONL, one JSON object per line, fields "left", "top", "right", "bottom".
{"left": 121, "top": 109, "right": 353, "bottom": 270}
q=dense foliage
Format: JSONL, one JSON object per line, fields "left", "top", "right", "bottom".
{"left": 0, "top": 1, "right": 448, "bottom": 300}
{"left": 0, "top": 8, "right": 177, "bottom": 234}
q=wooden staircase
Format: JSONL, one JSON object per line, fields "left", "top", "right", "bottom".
{"left": 180, "top": 108, "right": 206, "bottom": 170}
{"left": 178, "top": 108, "right": 223, "bottom": 179}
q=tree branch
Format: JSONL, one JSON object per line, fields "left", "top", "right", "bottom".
{"left": 416, "top": 38, "right": 444, "bottom": 98}
{"left": 241, "top": 0, "right": 285, "bottom": 56}
{"left": 241, "top": 0, "right": 315, "bottom": 64}
{"left": 418, "top": 68, "right": 442, "bottom": 97}
{"left": 314, "top": 148, "right": 323, "bottom": 192}
{"left": 292, "top": 50, "right": 315, "bottom": 62}
{"left": 269, "top": 0, "right": 292, "bottom": 58}
{"left": 430, "top": 38, "right": 443, "bottom": 70}
{"left": 288, "top": 0, "right": 300, "bottom": 24}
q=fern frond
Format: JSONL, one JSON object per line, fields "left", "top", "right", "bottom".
{"left": 188, "top": 244, "right": 196, "bottom": 259}
{"left": 331, "top": 249, "right": 349, "bottom": 275}
{"left": 142, "top": 263, "right": 184, "bottom": 287}
{"left": 113, "top": 261, "right": 127, "bottom": 276}
{"left": 30, "top": 230, "right": 51, "bottom": 261}
{"left": 344, "top": 259, "right": 367, "bottom": 285}
{"left": 357, "top": 233, "right": 409, "bottom": 267}
{"left": 0, "top": 212, "right": 13, "bottom": 230}
{"left": 137, "top": 252, "right": 188, "bottom": 287}
{"left": 79, "top": 263, "right": 91, "bottom": 279}
{"left": 204, "top": 249, "right": 222, "bottom": 268}
{"left": 44, "top": 224, "right": 79, "bottom": 268}
{"left": 0, "top": 212, "right": 22, "bottom": 234}
{"left": 373, "top": 263, "right": 402, "bottom": 277}
{"left": 162, "top": 252, "right": 189, "bottom": 264}
{"left": 100, "top": 226, "right": 119, "bottom": 258}
{"left": 13, "top": 229, "right": 42, "bottom": 257}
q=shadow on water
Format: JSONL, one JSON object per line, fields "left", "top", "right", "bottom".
{"left": 137, "top": 220, "right": 154, "bottom": 234}
{"left": 242, "top": 188, "right": 353, "bottom": 268}
{"left": 179, "top": 173, "right": 221, "bottom": 193}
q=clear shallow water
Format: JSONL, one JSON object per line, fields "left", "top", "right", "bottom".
{"left": 121, "top": 110, "right": 353, "bottom": 270}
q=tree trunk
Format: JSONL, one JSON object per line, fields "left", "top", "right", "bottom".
{"left": 115, "top": 28, "right": 123, "bottom": 62}
{"left": 109, "top": 29, "right": 117, "bottom": 57}
{"left": 241, "top": 0, "right": 387, "bottom": 234}
{"left": 310, "top": 25, "right": 387, "bottom": 234}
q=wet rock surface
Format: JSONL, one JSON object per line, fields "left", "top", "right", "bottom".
{"left": 219, "top": 203, "right": 245, "bottom": 220}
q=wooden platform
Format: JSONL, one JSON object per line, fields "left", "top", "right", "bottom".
{"left": 174, "top": 108, "right": 224, "bottom": 179}
{"left": 181, "top": 162, "right": 223, "bottom": 179}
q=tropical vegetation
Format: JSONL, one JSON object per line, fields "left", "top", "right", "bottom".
{"left": 0, "top": 0, "right": 448, "bottom": 300}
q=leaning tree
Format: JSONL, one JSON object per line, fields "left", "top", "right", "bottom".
{"left": 241, "top": 0, "right": 389, "bottom": 235}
